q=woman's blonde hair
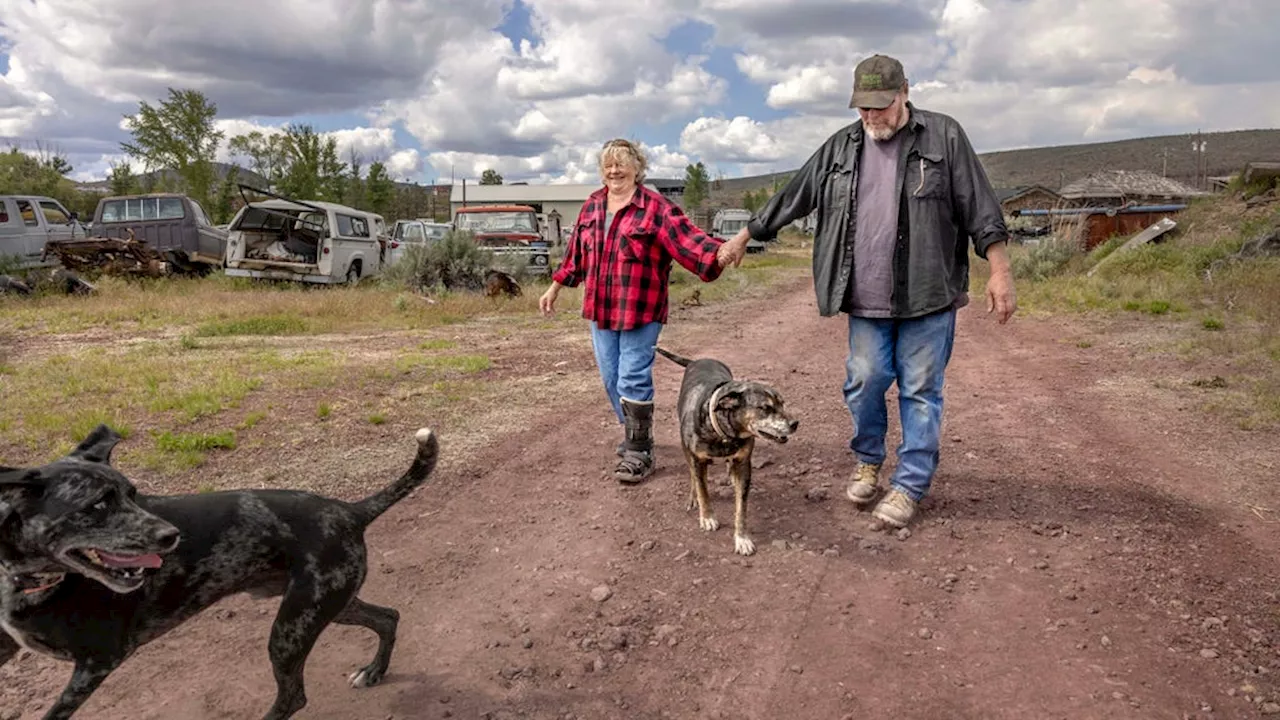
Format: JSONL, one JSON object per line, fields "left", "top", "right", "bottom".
{"left": 598, "top": 138, "right": 647, "bottom": 184}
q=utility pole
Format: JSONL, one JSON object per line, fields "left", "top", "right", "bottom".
{"left": 1191, "top": 132, "right": 1207, "bottom": 190}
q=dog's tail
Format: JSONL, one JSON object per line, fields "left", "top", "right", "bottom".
{"left": 654, "top": 346, "right": 693, "bottom": 367}
{"left": 353, "top": 427, "right": 440, "bottom": 522}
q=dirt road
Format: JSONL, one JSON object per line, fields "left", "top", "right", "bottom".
{"left": 5, "top": 276, "right": 1279, "bottom": 719}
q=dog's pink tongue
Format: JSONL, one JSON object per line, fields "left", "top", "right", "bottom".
{"left": 97, "top": 551, "right": 163, "bottom": 569}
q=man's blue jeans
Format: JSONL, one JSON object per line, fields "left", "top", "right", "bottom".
{"left": 590, "top": 321, "right": 663, "bottom": 423}
{"left": 844, "top": 309, "right": 957, "bottom": 501}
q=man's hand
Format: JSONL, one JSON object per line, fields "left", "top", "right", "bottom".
{"left": 984, "top": 241, "right": 1017, "bottom": 324}
{"left": 717, "top": 228, "right": 751, "bottom": 268}
{"left": 539, "top": 282, "right": 561, "bottom": 315}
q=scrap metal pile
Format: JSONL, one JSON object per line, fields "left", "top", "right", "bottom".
{"left": 42, "top": 232, "right": 203, "bottom": 278}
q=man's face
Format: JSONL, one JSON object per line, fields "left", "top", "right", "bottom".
{"left": 857, "top": 89, "right": 909, "bottom": 142}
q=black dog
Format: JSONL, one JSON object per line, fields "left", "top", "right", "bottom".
{"left": 655, "top": 347, "right": 798, "bottom": 555}
{"left": 0, "top": 424, "right": 439, "bottom": 719}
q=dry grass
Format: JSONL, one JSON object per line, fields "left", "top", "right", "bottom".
{"left": 0, "top": 243, "right": 808, "bottom": 473}
{"left": 979, "top": 196, "right": 1280, "bottom": 428}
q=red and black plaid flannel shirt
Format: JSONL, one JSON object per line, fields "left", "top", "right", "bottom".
{"left": 552, "top": 184, "right": 724, "bottom": 331}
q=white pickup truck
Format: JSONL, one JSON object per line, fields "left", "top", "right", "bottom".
{"left": 223, "top": 186, "right": 388, "bottom": 285}
{"left": 0, "top": 195, "right": 87, "bottom": 269}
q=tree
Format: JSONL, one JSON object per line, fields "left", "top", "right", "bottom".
{"left": 271, "top": 124, "right": 347, "bottom": 202}
{"left": 742, "top": 189, "right": 763, "bottom": 213}
{"left": 107, "top": 161, "right": 140, "bottom": 196}
{"left": 683, "top": 161, "right": 710, "bottom": 210}
{"left": 345, "top": 148, "right": 366, "bottom": 209}
{"left": 365, "top": 161, "right": 395, "bottom": 215}
{"left": 120, "top": 88, "right": 223, "bottom": 210}
{"left": 228, "top": 131, "right": 288, "bottom": 189}
{"left": 480, "top": 168, "right": 503, "bottom": 185}
{"left": 213, "top": 165, "right": 240, "bottom": 225}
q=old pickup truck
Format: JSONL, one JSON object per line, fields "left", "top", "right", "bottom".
{"left": 224, "top": 186, "right": 388, "bottom": 285}
{"left": 452, "top": 204, "right": 550, "bottom": 275}
{"left": 90, "top": 193, "right": 228, "bottom": 270}
{"left": 0, "top": 195, "right": 87, "bottom": 269}
{"left": 41, "top": 193, "right": 229, "bottom": 276}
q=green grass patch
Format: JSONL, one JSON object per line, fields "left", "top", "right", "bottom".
{"left": 143, "top": 429, "right": 236, "bottom": 472}
{"left": 395, "top": 352, "right": 491, "bottom": 375}
{"left": 195, "top": 315, "right": 309, "bottom": 337}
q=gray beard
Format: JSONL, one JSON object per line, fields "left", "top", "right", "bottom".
{"left": 866, "top": 107, "right": 908, "bottom": 141}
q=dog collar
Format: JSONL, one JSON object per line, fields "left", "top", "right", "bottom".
{"left": 13, "top": 571, "right": 66, "bottom": 595}
{"left": 706, "top": 384, "right": 734, "bottom": 441}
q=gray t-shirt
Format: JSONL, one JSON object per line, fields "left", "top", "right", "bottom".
{"left": 847, "top": 132, "right": 903, "bottom": 318}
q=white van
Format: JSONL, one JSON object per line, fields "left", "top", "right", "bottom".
{"left": 224, "top": 187, "right": 387, "bottom": 285}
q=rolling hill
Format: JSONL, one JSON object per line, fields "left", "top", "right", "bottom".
{"left": 708, "top": 128, "right": 1280, "bottom": 204}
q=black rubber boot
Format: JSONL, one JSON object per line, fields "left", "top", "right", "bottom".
{"left": 614, "top": 398, "right": 655, "bottom": 484}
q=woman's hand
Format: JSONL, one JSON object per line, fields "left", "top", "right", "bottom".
{"left": 539, "top": 282, "right": 562, "bottom": 315}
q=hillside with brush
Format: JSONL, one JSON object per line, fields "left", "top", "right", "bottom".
{"left": 709, "top": 128, "right": 1280, "bottom": 205}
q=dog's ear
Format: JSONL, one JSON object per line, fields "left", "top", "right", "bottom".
{"left": 66, "top": 424, "right": 123, "bottom": 465}
{"left": 715, "top": 383, "right": 748, "bottom": 410}
{"left": 0, "top": 467, "right": 43, "bottom": 487}
{"left": 0, "top": 468, "right": 44, "bottom": 528}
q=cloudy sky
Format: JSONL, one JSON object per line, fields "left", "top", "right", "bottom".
{"left": 1, "top": 0, "right": 1277, "bottom": 185}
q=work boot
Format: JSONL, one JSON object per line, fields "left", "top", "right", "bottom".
{"left": 614, "top": 398, "right": 655, "bottom": 484}
{"left": 871, "top": 488, "right": 918, "bottom": 528}
{"left": 845, "top": 461, "right": 882, "bottom": 506}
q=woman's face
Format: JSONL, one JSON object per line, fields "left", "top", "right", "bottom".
{"left": 602, "top": 154, "right": 638, "bottom": 195}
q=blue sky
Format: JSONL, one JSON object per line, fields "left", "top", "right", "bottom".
{"left": 2, "top": 0, "right": 1279, "bottom": 185}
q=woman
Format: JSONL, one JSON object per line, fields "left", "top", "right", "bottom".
{"left": 540, "top": 139, "right": 730, "bottom": 483}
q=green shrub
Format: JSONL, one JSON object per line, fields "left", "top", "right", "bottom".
{"left": 1011, "top": 236, "right": 1079, "bottom": 281}
{"left": 383, "top": 230, "right": 495, "bottom": 292}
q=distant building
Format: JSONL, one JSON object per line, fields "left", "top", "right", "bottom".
{"left": 995, "top": 185, "right": 1062, "bottom": 213}
{"left": 645, "top": 178, "right": 686, "bottom": 205}
{"left": 448, "top": 182, "right": 662, "bottom": 233}
{"left": 1058, "top": 170, "right": 1208, "bottom": 207}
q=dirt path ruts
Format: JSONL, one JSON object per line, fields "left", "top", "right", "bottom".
{"left": 5, "top": 276, "right": 1279, "bottom": 720}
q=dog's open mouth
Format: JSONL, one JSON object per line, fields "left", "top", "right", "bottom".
{"left": 756, "top": 429, "right": 790, "bottom": 444}
{"left": 66, "top": 547, "right": 164, "bottom": 585}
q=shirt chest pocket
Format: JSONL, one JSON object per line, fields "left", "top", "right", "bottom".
{"left": 618, "top": 215, "right": 661, "bottom": 263}
{"left": 907, "top": 151, "right": 948, "bottom": 200}
{"left": 575, "top": 218, "right": 599, "bottom": 258}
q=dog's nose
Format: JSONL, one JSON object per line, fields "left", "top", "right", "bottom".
{"left": 155, "top": 526, "right": 181, "bottom": 551}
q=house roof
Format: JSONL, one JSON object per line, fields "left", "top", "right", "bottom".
{"left": 995, "top": 185, "right": 1061, "bottom": 203}
{"left": 1058, "top": 170, "right": 1208, "bottom": 200}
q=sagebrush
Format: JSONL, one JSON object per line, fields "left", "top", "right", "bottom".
{"left": 383, "top": 230, "right": 495, "bottom": 292}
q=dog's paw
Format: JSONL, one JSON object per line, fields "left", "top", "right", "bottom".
{"left": 734, "top": 534, "right": 756, "bottom": 556}
{"left": 699, "top": 516, "right": 720, "bottom": 532}
{"left": 348, "top": 668, "right": 381, "bottom": 689}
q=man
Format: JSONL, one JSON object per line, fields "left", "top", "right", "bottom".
{"left": 718, "top": 54, "right": 1016, "bottom": 529}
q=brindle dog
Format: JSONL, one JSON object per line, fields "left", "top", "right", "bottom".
{"left": 655, "top": 347, "right": 799, "bottom": 555}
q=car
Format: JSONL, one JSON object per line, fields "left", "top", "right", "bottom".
{"left": 386, "top": 219, "right": 449, "bottom": 265}
{"left": 712, "top": 208, "right": 766, "bottom": 253}
{"left": 0, "top": 195, "right": 88, "bottom": 269}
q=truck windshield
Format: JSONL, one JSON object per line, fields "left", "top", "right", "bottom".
{"left": 719, "top": 219, "right": 746, "bottom": 234}
{"left": 456, "top": 211, "right": 536, "bottom": 233}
